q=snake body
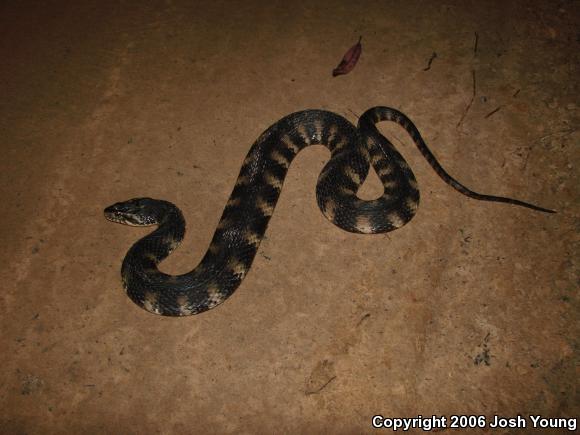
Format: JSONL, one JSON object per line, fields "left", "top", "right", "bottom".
{"left": 104, "top": 107, "right": 553, "bottom": 316}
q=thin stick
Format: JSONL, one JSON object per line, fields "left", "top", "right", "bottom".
{"left": 305, "top": 376, "right": 336, "bottom": 395}
{"left": 484, "top": 106, "right": 503, "bottom": 119}
{"left": 347, "top": 108, "right": 359, "bottom": 119}
{"left": 423, "top": 52, "right": 437, "bottom": 71}
{"left": 457, "top": 70, "right": 476, "bottom": 127}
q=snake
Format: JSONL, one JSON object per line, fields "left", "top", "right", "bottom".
{"left": 104, "top": 107, "right": 554, "bottom": 316}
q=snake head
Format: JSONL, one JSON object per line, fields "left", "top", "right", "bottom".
{"left": 104, "top": 198, "right": 160, "bottom": 226}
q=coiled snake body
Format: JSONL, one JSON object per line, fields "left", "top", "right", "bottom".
{"left": 105, "top": 107, "right": 553, "bottom": 316}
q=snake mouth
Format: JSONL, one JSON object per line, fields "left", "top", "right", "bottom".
{"left": 104, "top": 207, "right": 125, "bottom": 224}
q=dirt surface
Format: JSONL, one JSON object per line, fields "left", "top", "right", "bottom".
{"left": 1, "top": 1, "right": 578, "bottom": 434}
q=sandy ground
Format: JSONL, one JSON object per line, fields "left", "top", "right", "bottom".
{"left": 1, "top": 1, "right": 578, "bottom": 434}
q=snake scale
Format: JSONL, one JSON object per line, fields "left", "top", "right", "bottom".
{"left": 104, "top": 107, "right": 554, "bottom": 316}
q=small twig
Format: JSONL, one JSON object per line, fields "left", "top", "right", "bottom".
{"left": 456, "top": 70, "right": 476, "bottom": 127}
{"left": 422, "top": 52, "right": 437, "bottom": 71}
{"left": 356, "top": 313, "right": 371, "bottom": 327}
{"left": 512, "top": 88, "right": 520, "bottom": 97}
{"left": 473, "top": 32, "right": 479, "bottom": 56}
{"left": 532, "top": 128, "right": 576, "bottom": 145}
{"left": 522, "top": 148, "right": 531, "bottom": 170}
{"left": 305, "top": 376, "right": 336, "bottom": 395}
{"left": 347, "top": 108, "right": 359, "bottom": 119}
{"left": 484, "top": 105, "right": 503, "bottom": 119}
